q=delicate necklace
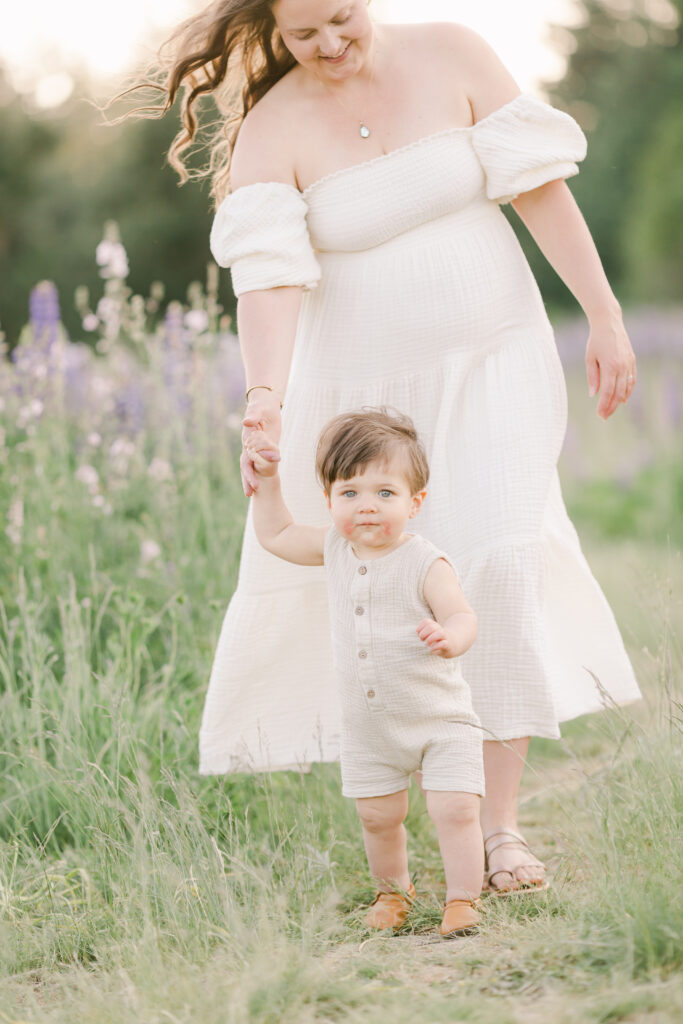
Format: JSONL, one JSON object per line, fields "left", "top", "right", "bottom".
{"left": 318, "top": 38, "right": 377, "bottom": 139}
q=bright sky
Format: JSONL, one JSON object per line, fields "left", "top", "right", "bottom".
{"left": 1, "top": 0, "right": 578, "bottom": 108}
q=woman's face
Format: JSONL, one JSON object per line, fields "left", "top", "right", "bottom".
{"left": 271, "top": 0, "right": 374, "bottom": 80}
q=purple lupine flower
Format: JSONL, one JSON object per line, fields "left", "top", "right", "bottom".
{"left": 161, "top": 301, "right": 192, "bottom": 421}
{"left": 162, "top": 302, "right": 186, "bottom": 352}
{"left": 28, "top": 281, "right": 62, "bottom": 351}
{"left": 115, "top": 383, "right": 145, "bottom": 434}
{"left": 222, "top": 336, "right": 246, "bottom": 406}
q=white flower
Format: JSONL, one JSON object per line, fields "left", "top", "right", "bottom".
{"left": 87, "top": 432, "right": 102, "bottom": 447}
{"left": 96, "top": 296, "right": 119, "bottom": 322}
{"left": 6, "top": 498, "right": 23, "bottom": 545}
{"left": 30, "top": 399, "right": 44, "bottom": 418}
{"left": 184, "top": 309, "right": 209, "bottom": 333}
{"left": 109, "top": 438, "right": 136, "bottom": 474}
{"left": 96, "top": 241, "right": 129, "bottom": 279}
{"left": 75, "top": 464, "right": 99, "bottom": 492}
{"left": 140, "top": 539, "right": 162, "bottom": 564}
{"left": 82, "top": 314, "right": 99, "bottom": 332}
{"left": 96, "top": 240, "right": 117, "bottom": 266}
{"left": 148, "top": 457, "right": 173, "bottom": 482}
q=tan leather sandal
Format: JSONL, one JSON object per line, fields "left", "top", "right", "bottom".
{"left": 440, "top": 897, "right": 481, "bottom": 938}
{"left": 364, "top": 883, "right": 415, "bottom": 930}
{"left": 483, "top": 829, "right": 548, "bottom": 895}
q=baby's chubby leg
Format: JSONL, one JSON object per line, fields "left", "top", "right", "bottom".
{"left": 426, "top": 791, "right": 484, "bottom": 902}
{"left": 355, "top": 790, "right": 410, "bottom": 892}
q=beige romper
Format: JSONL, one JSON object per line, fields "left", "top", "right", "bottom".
{"left": 324, "top": 528, "right": 485, "bottom": 799}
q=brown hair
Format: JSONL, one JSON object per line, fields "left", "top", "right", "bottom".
{"left": 113, "top": 0, "right": 295, "bottom": 204}
{"left": 316, "top": 408, "right": 430, "bottom": 494}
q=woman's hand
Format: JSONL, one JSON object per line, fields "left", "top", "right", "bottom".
{"left": 241, "top": 391, "right": 283, "bottom": 496}
{"left": 244, "top": 434, "right": 281, "bottom": 479}
{"left": 585, "top": 311, "right": 637, "bottom": 420}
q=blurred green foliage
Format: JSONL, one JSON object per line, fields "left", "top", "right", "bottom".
{"left": 0, "top": 72, "right": 233, "bottom": 345}
{"left": 0, "top": 0, "right": 681, "bottom": 344}
{"left": 542, "top": 0, "right": 683, "bottom": 309}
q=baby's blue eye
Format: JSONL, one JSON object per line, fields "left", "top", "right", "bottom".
{"left": 379, "top": 489, "right": 393, "bottom": 498}
{"left": 342, "top": 490, "right": 356, "bottom": 498}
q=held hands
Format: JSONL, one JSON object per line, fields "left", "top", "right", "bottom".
{"left": 417, "top": 618, "right": 461, "bottom": 659}
{"left": 241, "top": 391, "right": 283, "bottom": 496}
{"left": 244, "top": 433, "right": 281, "bottom": 479}
{"left": 585, "top": 312, "right": 637, "bottom": 420}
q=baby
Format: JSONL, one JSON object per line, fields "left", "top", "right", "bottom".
{"left": 246, "top": 408, "right": 485, "bottom": 937}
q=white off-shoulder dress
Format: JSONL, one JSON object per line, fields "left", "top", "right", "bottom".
{"left": 199, "top": 93, "right": 641, "bottom": 775}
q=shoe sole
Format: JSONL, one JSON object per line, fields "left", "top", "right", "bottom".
{"left": 441, "top": 925, "right": 479, "bottom": 938}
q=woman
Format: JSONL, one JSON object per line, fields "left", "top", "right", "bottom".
{"left": 150, "top": 0, "right": 640, "bottom": 892}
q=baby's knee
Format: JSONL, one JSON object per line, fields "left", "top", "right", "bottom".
{"left": 356, "top": 791, "right": 408, "bottom": 833}
{"left": 426, "top": 791, "right": 480, "bottom": 828}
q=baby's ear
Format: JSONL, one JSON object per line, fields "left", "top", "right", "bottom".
{"left": 409, "top": 488, "right": 428, "bottom": 518}
{"left": 324, "top": 491, "right": 331, "bottom": 508}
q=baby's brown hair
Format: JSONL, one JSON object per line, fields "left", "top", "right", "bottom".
{"left": 316, "top": 408, "right": 430, "bottom": 495}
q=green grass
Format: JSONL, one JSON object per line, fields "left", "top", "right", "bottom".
{"left": 0, "top": 356, "right": 682, "bottom": 1022}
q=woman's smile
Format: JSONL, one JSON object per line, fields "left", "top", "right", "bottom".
{"left": 320, "top": 42, "right": 351, "bottom": 63}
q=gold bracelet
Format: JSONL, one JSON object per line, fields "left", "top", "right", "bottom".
{"left": 245, "top": 385, "right": 283, "bottom": 409}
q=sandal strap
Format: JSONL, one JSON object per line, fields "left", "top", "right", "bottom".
{"left": 483, "top": 829, "right": 531, "bottom": 856}
{"left": 484, "top": 830, "right": 546, "bottom": 885}
{"left": 487, "top": 864, "right": 545, "bottom": 886}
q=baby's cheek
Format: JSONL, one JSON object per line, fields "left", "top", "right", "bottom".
{"left": 342, "top": 520, "right": 354, "bottom": 537}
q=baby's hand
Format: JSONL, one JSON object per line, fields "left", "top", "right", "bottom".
{"left": 417, "top": 618, "right": 456, "bottom": 658}
{"left": 244, "top": 434, "right": 281, "bottom": 478}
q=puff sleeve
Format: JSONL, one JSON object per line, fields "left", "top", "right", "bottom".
{"left": 471, "top": 93, "right": 587, "bottom": 205}
{"left": 210, "top": 181, "right": 321, "bottom": 296}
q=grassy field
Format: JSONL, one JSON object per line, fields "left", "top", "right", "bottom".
{"left": 0, "top": 318, "right": 681, "bottom": 1022}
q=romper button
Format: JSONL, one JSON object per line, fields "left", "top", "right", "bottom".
{"left": 367, "top": 689, "right": 375, "bottom": 699}
{"left": 358, "top": 565, "right": 367, "bottom": 575}
{"left": 355, "top": 606, "right": 364, "bottom": 615}
{"left": 358, "top": 650, "right": 368, "bottom": 659}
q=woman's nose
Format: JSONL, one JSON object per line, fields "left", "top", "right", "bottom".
{"left": 317, "top": 28, "right": 344, "bottom": 56}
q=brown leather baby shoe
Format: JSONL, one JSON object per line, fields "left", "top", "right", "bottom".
{"left": 439, "top": 897, "right": 481, "bottom": 938}
{"left": 364, "top": 883, "right": 416, "bottom": 930}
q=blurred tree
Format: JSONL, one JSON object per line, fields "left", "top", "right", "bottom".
{"left": 0, "top": 72, "right": 234, "bottom": 347}
{"left": 535, "top": 0, "right": 682, "bottom": 310}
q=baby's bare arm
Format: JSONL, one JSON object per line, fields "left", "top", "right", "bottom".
{"left": 418, "top": 558, "right": 477, "bottom": 658}
{"left": 248, "top": 438, "right": 327, "bottom": 566}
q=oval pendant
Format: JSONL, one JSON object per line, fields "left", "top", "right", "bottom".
{"left": 359, "top": 124, "right": 370, "bottom": 139}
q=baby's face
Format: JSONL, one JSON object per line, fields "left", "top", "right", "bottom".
{"left": 326, "top": 456, "right": 426, "bottom": 556}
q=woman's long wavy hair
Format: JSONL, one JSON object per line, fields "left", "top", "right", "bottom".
{"left": 117, "top": 0, "right": 295, "bottom": 205}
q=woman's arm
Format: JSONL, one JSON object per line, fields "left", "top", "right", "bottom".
{"left": 511, "top": 181, "right": 636, "bottom": 419}
{"left": 452, "top": 25, "right": 637, "bottom": 419}
{"left": 230, "top": 98, "right": 308, "bottom": 494}
{"left": 238, "top": 287, "right": 302, "bottom": 495}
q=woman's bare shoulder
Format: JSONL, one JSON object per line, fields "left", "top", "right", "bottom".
{"left": 394, "top": 21, "right": 520, "bottom": 118}
{"left": 230, "top": 71, "right": 304, "bottom": 191}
